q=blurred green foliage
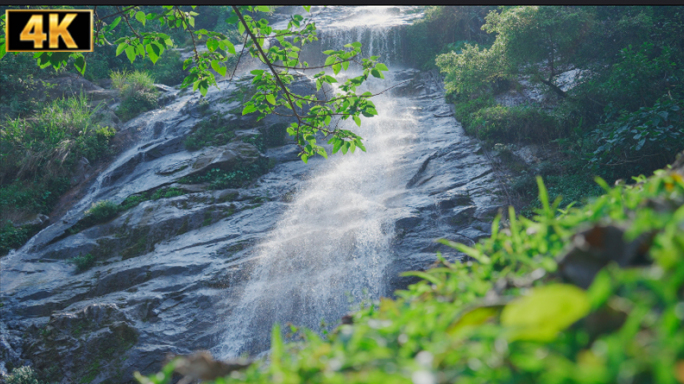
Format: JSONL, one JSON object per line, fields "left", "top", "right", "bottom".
{"left": 431, "top": 5, "right": 684, "bottom": 211}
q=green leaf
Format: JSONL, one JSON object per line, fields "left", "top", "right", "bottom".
{"left": 73, "top": 55, "right": 86, "bottom": 75}
{"left": 353, "top": 115, "right": 361, "bottom": 127}
{"left": 255, "top": 6, "right": 270, "bottom": 12}
{"left": 436, "top": 239, "right": 491, "bottom": 264}
{"left": 125, "top": 46, "right": 136, "bottom": 63}
{"left": 501, "top": 284, "right": 590, "bottom": 342}
{"left": 223, "top": 39, "right": 236, "bottom": 55}
{"left": 116, "top": 43, "right": 129, "bottom": 57}
{"left": 401, "top": 271, "right": 442, "bottom": 286}
{"left": 332, "top": 63, "right": 341, "bottom": 75}
{"left": 587, "top": 268, "right": 613, "bottom": 310}
{"left": 211, "top": 60, "right": 226, "bottom": 76}
{"left": 146, "top": 44, "right": 159, "bottom": 63}
{"left": 206, "top": 38, "right": 219, "bottom": 52}
{"left": 135, "top": 11, "right": 146, "bottom": 26}
{"left": 332, "top": 139, "right": 343, "bottom": 154}
{"left": 251, "top": 69, "right": 265, "bottom": 75}
{"left": 242, "top": 104, "right": 257, "bottom": 115}
{"left": 266, "top": 94, "right": 276, "bottom": 105}
{"left": 108, "top": 16, "right": 122, "bottom": 31}
{"left": 302, "top": 5, "right": 311, "bottom": 12}
{"left": 375, "top": 63, "right": 389, "bottom": 71}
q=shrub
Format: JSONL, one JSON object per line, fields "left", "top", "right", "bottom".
{"left": 111, "top": 70, "right": 158, "bottom": 121}
{"left": 5, "top": 366, "right": 43, "bottom": 384}
{"left": 452, "top": 94, "right": 495, "bottom": 130}
{"left": 111, "top": 70, "right": 155, "bottom": 93}
{"left": 1, "top": 93, "right": 116, "bottom": 181}
{"left": 69, "top": 253, "right": 95, "bottom": 272}
{"left": 0, "top": 221, "right": 39, "bottom": 256}
{"left": 84, "top": 200, "right": 120, "bottom": 223}
{"left": 468, "top": 105, "right": 561, "bottom": 143}
{"left": 151, "top": 187, "right": 184, "bottom": 200}
{"left": 590, "top": 94, "right": 684, "bottom": 176}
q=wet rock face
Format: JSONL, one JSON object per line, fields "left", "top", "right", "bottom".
{"left": 0, "top": 58, "right": 500, "bottom": 382}
{"left": 188, "top": 141, "right": 263, "bottom": 177}
{"left": 23, "top": 304, "right": 138, "bottom": 384}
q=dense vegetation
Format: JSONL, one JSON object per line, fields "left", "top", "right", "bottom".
{"left": 409, "top": 6, "right": 684, "bottom": 211}
{"left": 0, "top": 94, "right": 116, "bottom": 255}
{"left": 139, "top": 155, "right": 684, "bottom": 384}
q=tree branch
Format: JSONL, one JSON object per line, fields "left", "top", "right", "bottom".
{"left": 233, "top": 6, "right": 304, "bottom": 143}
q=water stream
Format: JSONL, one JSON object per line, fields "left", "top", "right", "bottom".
{"left": 215, "top": 6, "right": 426, "bottom": 357}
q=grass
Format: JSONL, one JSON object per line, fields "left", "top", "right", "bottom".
{"left": 143, "top": 160, "right": 684, "bottom": 384}
{"left": 110, "top": 70, "right": 158, "bottom": 121}
{"left": 0, "top": 94, "right": 116, "bottom": 255}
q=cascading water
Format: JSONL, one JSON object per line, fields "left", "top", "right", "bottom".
{"left": 214, "top": 6, "right": 425, "bottom": 358}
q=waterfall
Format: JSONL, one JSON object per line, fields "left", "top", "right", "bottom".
{"left": 214, "top": 6, "right": 422, "bottom": 358}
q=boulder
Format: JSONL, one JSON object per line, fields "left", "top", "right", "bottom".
{"left": 13, "top": 213, "right": 49, "bottom": 228}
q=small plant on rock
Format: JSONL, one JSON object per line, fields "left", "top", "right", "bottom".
{"left": 5, "top": 366, "right": 43, "bottom": 384}
{"left": 84, "top": 200, "right": 121, "bottom": 223}
{"left": 111, "top": 70, "right": 158, "bottom": 121}
{"left": 69, "top": 253, "right": 95, "bottom": 272}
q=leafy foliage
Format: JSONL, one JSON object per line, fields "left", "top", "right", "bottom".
{"left": 140, "top": 161, "right": 684, "bottom": 384}
{"left": 404, "top": 6, "right": 495, "bottom": 70}
{"left": 0, "top": 93, "right": 115, "bottom": 182}
{"left": 434, "top": 5, "right": 684, "bottom": 212}
{"left": 466, "top": 105, "right": 561, "bottom": 143}
{"left": 0, "top": 220, "right": 39, "bottom": 256}
{"left": 590, "top": 95, "right": 684, "bottom": 171}
{"left": 1, "top": 5, "right": 392, "bottom": 163}
{"left": 111, "top": 70, "right": 159, "bottom": 121}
